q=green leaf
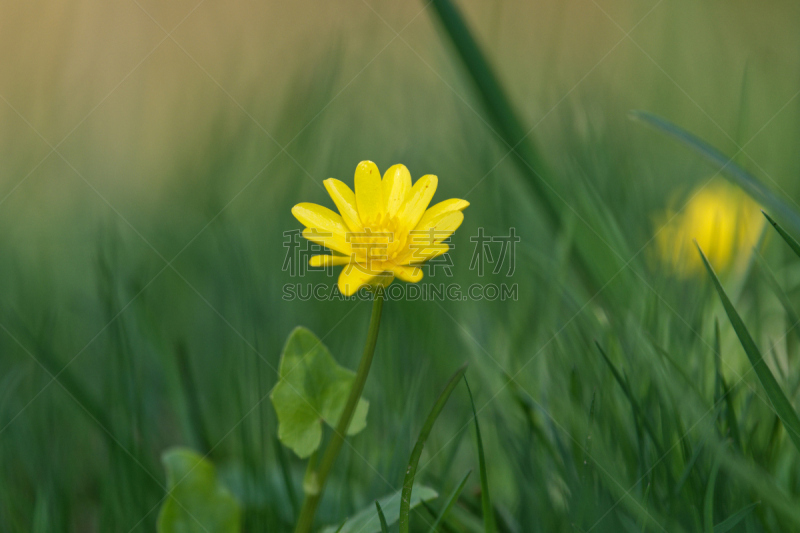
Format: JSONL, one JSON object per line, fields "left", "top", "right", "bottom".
{"left": 270, "top": 326, "right": 369, "bottom": 458}
{"left": 697, "top": 244, "right": 800, "bottom": 453}
{"left": 399, "top": 363, "right": 468, "bottom": 533}
{"left": 427, "top": 470, "right": 471, "bottom": 533}
{"left": 375, "top": 501, "right": 389, "bottom": 533}
{"left": 466, "top": 379, "right": 496, "bottom": 533}
{"left": 713, "top": 502, "right": 759, "bottom": 533}
{"left": 630, "top": 111, "right": 800, "bottom": 237}
{"left": 319, "top": 485, "right": 438, "bottom": 533}
{"left": 157, "top": 447, "right": 241, "bottom": 533}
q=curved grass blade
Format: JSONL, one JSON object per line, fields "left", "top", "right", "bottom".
{"left": 375, "top": 501, "right": 389, "bottom": 533}
{"left": 763, "top": 211, "right": 800, "bottom": 259}
{"left": 713, "top": 502, "right": 759, "bottom": 533}
{"left": 399, "top": 363, "right": 468, "bottom": 533}
{"left": 465, "top": 378, "right": 496, "bottom": 533}
{"left": 427, "top": 470, "right": 471, "bottom": 533}
{"left": 631, "top": 111, "right": 800, "bottom": 236}
{"left": 696, "top": 243, "right": 800, "bottom": 453}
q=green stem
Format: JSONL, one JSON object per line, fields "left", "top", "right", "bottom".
{"left": 294, "top": 292, "right": 385, "bottom": 533}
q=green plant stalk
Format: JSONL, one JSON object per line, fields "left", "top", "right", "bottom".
{"left": 294, "top": 292, "right": 385, "bottom": 533}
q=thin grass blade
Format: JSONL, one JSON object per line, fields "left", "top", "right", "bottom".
{"left": 375, "top": 501, "right": 389, "bottom": 533}
{"left": 697, "top": 243, "right": 800, "bottom": 453}
{"left": 427, "top": 470, "right": 471, "bottom": 533}
{"left": 704, "top": 453, "right": 722, "bottom": 533}
{"left": 399, "top": 363, "right": 468, "bottom": 533}
{"left": 713, "top": 502, "right": 759, "bottom": 533}
{"left": 595, "top": 342, "right": 667, "bottom": 459}
{"left": 465, "top": 378, "right": 496, "bottom": 533}
{"left": 763, "top": 211, "right": 800, "bottom": 259}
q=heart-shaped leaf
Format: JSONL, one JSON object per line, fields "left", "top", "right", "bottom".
{"left": 271, "top": 326, "right": 369, "bottom": 458}
{"left": 157, "top": 447, "right": 241, "bottom": 533}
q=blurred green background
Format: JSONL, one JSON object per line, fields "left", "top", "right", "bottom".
{"left": 2, "top": 0, "right": 800, "bottom": 531}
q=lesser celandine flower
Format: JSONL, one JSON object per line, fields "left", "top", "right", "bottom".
{"left": 655, "top": 181, "right": 763, "bottom": 276}
{"left": 292, "top": 161, "right": 469, "bottom": 295}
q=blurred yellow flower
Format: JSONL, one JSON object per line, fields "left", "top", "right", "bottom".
{"left": 655, "top": 181, "right": 764, "bottom": 276}
{"left": 292, "top": 161, "right": 468, "bottom": 296}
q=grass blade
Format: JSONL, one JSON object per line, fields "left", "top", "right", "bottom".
{"left": 399, "top": 363, "right": 468, "bottom": 533}
{"left": 274, "top": 436, "right": 299, "bottom": 521}
{"left": 465, "top": 379, "right": 496, "bottom": 533}
{"left": 704, "top": 453, "right": 722, "bottom": 533}
{"left": 631, "top": 111, "right": 800, "bottom": 237}
{"left": 375, "top": 501, "right": 389, "bottom": 533}
{"left": 713, "top": 502, "right": 759, "bottom": 533}
{"left": 426, "top": 0, "right": 625, "bottom": 292}
{"left": 427, "top": 470, "right": 471, "bottom": 533}
{"left": 763, "top": 211, "right": 800, "bottom": 259}
{"left": 427, "top": 0, "right": 556, "bottom": 227}
{"left": 595, "top": 342, "right": 667, "bottom": 459}
{"left": 714, "top": 320, "right": 742, "bottom": 450}
{"left": 696, "top": 243, "right": 800, "bottom": 453}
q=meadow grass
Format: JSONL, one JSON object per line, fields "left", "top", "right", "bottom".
{"left": 1, "top": 0, "right": 800, "bottom": 531}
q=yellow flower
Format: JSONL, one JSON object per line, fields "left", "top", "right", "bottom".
{"left": 655, "top": 181, "right": 763, "bottom": 276}
{"left": 292, "top": 161, "right": 469, "bottom": 296}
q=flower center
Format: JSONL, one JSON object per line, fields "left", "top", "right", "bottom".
{"left": 348, "top": 215, "right": 408, "bottom": 267}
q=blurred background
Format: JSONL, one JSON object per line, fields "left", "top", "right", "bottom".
{"left": 2, "top": 0, "right": 800, "bottom": 531}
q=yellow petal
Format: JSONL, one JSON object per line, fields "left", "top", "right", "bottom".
{"left": 413, "top": 211, "right": 464, "bottom": 245}
{"left": 415, "top": 199, "right": 469, "bottom": 231}
{"left": 338, "top": 262, "right": 384, "bottom": 296}
{"left": 381, "top": 164, "right": 412, "bottom": 218}
{"left": 292, "top": 203, "right": 348, "bottom": 237}
{"left": 397, "top": 174, "right": 437, "bottom": 230}
{"left": 388, "top": 263, "right": 423, "bottom": 283}
{"left": 302, "top": 228, "right": 351, "bottom": 255}
{"left": 397, "top": 243, "right": 450, "bottom": 265}
{"left": 324, "top": 178, "right": 363, "bottom": 233}
{"left": 309, "top": 254, "right": 352, "bottom": 267}
{"left": 354, "top": 160, "right": 383, "bottom": 225}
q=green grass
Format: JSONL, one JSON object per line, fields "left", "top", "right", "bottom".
{"left": 1, "top": 0, "right": 800, "bottom": 531}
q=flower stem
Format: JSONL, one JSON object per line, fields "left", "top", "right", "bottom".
{"left": 294, "top": 292, "right": 385, "bottom": 533}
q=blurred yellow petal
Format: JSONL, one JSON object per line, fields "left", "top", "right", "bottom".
{"left": 381, "top": 164, "right": 412, "bottom": 218}
{"left": 354, "top": 160, "right": 383, "bottom": 225}
{"left": 309, "top": 254, "right": 351, "bottom": 267}
{"left": 302, "top": 228, "right": 351, "bottom": 255}
{"left": 338, "top": 262, "right": 383, "bottom": 296}
{"left": 388, "top": 264, "right": 423, "bottom": 283}
{"left": 397, "top": 174, "right": 437, "bottom": 230}
{"left": 324, "top": 178, "right": 363, "bottom": 233}
{"left": 654, "top": 181, "right": 763, "bottom": 276}
{"left": 292, "top": 203, "right": 348, "bottom": 237}
{"left": 415, "top": 199, "right": 469, "bottom": 232}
